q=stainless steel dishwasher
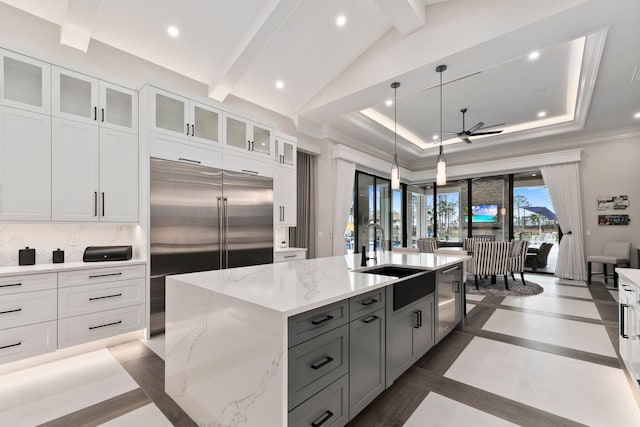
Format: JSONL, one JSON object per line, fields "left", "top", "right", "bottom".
{"left": 436, "top": 263, "right": 463, "bottom": 343}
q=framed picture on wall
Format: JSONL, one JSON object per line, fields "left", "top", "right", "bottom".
{"left": 613, "top": 195, "right": 629, "bottom": 209}
{"left": 597, "top": 195, "right": 629, "bottom": 210}
{"left": 598, "top": 214, "right": 630, "bottom": 226}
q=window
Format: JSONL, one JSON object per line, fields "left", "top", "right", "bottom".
{"left": 513, "top": 171, "right": 559, "bottom": 244}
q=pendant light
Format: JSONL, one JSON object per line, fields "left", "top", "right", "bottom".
{"left": 390, "top": 82, "right": 401, "bottom": 190}
{"left": 436, "top": 65, "right": 447, "bottom": 186}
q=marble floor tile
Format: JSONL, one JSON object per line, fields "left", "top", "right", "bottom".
{"left": 539, "top": 283, "right": 592, "bottom": 299}
{"left": 466, "top": 294, "right": 485, "bottom": 302}
{"left": 0, "top": 349, "right": 138, "bottom": 427}
{"left": 445, "top": 337, "right": 640, "bottom": 427}
{"left": 482, "top": 309, "right": 616, "bottom": 357}
{"left": 141, "top": 335, "right": 165, "bottom": 360}
{"left": 466, "top": 303, "right": 476, "bottom": 313}
{"left": 98, "top": 403, "right": 173, "bottom": 427}
{"left": 610, "top": 290, "right": 619, "bottom": 302}
{"left": 502, "top": 294, "right": 601, "bottom": 319}
{"left": 404, "top": 392, "right": 517, "bottom": 427}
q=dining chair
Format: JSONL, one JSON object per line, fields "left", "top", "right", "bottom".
{"left": 417, "top": 238, "right": 438, "bottom": 253}
{"left": 469, "top": 241, "right": 512, "bottom": 290}
{"left": 587, "top": 241, "right": 631, "bottom": 287}
{"left": 509, "top": 239, "right": 529, "bottom": 284}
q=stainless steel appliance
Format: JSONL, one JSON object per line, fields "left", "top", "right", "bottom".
{"left": 435, "top": 263, "right": 463, "bottom": 343}
{"left": 150, "top": 158, "right": 273, "bottom": 335}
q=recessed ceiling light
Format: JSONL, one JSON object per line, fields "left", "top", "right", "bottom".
{"left": 167, "top": 26, "right": 180, "bottom": 38}
{"left": 432, "top": 134, "right": 439, "bottom": 140}
{"left": 537, "top": 111, "right": 547, "bottom": 118}
{"left": 385, "top": 99, "right": 393, "bottom": 106}
{"left": 275, "top": 80, "right": 285, "bottom": 89}
{"left": 336, "top": 14, "right": 347, "bottom": 27}
{"left": 634, "top": 112, "right": 640, "bottom": 119}
{"left": 528, "top": 51, "right": 540, "bottom": 60}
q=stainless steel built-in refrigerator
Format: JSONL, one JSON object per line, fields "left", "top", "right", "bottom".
{"left": 149, "top": 158, "right": 273, "bottom": 335}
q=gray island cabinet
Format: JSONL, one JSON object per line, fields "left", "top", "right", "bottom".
{"left": 165, "top": 252, "right": 468, "bottom": 427}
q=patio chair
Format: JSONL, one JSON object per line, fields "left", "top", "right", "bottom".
{"left": 587, "top": 241, "right": 631, "bottom": 287}
{"left": 469, "top": 241, "right": 512, "bottom": 290}
{"left": 509, "top": 239, "right": 529, "bottom": 283}
{"left": 525, "top": 242, "right": 553, "bottom": 271}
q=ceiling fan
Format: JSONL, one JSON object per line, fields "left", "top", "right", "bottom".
{"left": 455, "top": 108, "right": 503, "bottom": 143}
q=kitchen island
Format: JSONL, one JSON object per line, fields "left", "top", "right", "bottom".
{"left": 165, "top": 252, "right": 468, "bottom": 426}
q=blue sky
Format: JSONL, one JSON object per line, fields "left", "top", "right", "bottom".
{"left": 515, "top": 186, "right": 554, "bottom": 210}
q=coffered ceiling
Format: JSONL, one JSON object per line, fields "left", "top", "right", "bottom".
{"left": 2, "top": 0, "right": 639, "bottom": 170}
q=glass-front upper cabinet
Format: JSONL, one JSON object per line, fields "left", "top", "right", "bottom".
{"left": 0, "top": 49, "right": 51, "bottom": 114}
{"left": 52, "top": 66, "right": 137, "bottom": 133}
{"left": 275, "top": 134, "right": 296, "bottom": 168}
{"left": 190, "top": 100, "right": 221, "bottom": 145}
{"left": 223, "top": 112, "right": 273, "bottom": 159}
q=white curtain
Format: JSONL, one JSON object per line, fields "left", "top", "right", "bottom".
{"left": 541, "top": 162, "right": 587, "bottom": 280}
{"left": 332, "top": 159, "right": 355, "bottom": 256}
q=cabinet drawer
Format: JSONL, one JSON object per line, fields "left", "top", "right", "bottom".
{"left": 150, "top": 132, "right": 222, "bottom": 169}
{"left": 274, "top": 250, "right": 306, "bottom": 263}
{"left": 58, "top": 279, "right": 144, "bottom": 319}
{"left": 58, "top": 264, "right": 145, "bottom": 288}
{"left": 57, "top": 304, "right": 144, "bottom": 348}
{"left": 0, "top": 321, "right": 56, "bottom": 365}
{"left": 223, "top": 150, "right": 273, "bottom": 178}
{"left": 349, "top": 288, "right": 385, "bottom": 321}
{"left": 289, "top": 324, "right": 349, "bottom": 410}
{"left": 289, "top": 300, "right": 349, "bottom": 348}
{"left": 289, "top": 374, "right": 349, "bottom": 427}
{"left": 0, "top": 289, "right": 57, "bottom": 330}
{"left": 0, "top": 273, "right": 57, "bottom": 296}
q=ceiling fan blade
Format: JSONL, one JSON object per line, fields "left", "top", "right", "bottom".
{"left": 477, "top": 123, "right": 505, "bottom": 130}
{"left": 469, "top": 130, "right": 503, "bottom": 136}
{"left": 460, "top": 136, "right": 473, "bottom": 144}
{"left": 467, "top": 121, "right": 484, "bottom": 133}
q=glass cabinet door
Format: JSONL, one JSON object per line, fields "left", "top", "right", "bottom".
{"left": 252, "top": 124, "right": 271, "bottom": 156}
{"left": 281, "top": 140, "right": 295, "bottom": 166}
{"left": 225, "top": 115, "right": 248, "bottom": 150}
{"left": 1, "top": 50, "right": 50, "bottom": 114}
{"left": 52, "top": 67, "right": 99, "bottom": 124}
{"left": 153, "top": 90, "right": 188, "bottom": 136}
{"left": 191, "top": 101, "right": 220, "bottom": 144}
{"left": 100, "top": 81, "right": 137, "bottom": 132}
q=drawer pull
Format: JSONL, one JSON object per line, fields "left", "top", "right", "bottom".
{"left": 361, "top": 298, "right": 378, "bottom": 306}
{"left": 241, "top": 169, "right": 259, "bottom": 175}
{"left": 362, "top": 315, "right": 378, "bottom": 324}
{"left": 0, "top": 341, "right": 21, "bottom": 350}
{"left": 441, "top": 265, "right": 461, "bottom": 274}
{"left": 89, "top": 320, "right": 122, "bottom": 330}
{"left": 310, "top": 356, "right": 334, "bottom": 370}
{"left": 284, "top": 255, "right": 297, "bottom": 259}
{"left": 88, "top": 272, "right": 123, "bottom": 279}
{"left": 0, "top": 308, "right": 22, "bottom": 315}
{"left": 311, "top": 315, "right": 334, "bottom": 326}
{"left": 89, "top": 293, "right": 123, "bottom": 301}
{"left": 311, "top": 410, "right": 334, "bottom": 427}
{"left": 0, "top": 283, "right": 21, "bottom": 288}
{"left": 178, "top": 157, "right": 202, "bottom": 165}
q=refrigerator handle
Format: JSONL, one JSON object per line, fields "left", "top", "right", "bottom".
{"left": 217, "top": 196, "right": 223, "bottom": 269}
{"left": 223, "top": 197, "right": 229, "bottom": 268}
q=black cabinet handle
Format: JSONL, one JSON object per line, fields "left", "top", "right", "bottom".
{"left": 89, "top": 272, "right": 123, "bottom": 279}
{"left": 89, "top": 293, "right": 122, "bottom": 301}
{"left": 101, "top": 192, "right": 105, "bottom": 217}
{"left": 241, "top": 169, "right": 259, "bottom": 175}
{"left": 178, "top": 157, "right": 202, "bottom": 164}
{"left": 89, "top": 320, "right": 122, "bottom": 330}
{"left": 453, "top": 280, "right": 460, "bottom": 293}
{"left": 418, "top": 309, "right": 423, "bottom": 327}
{"left": 0, "top": 308, "right": 22, "bottom": 315}
{"left": 311, "top": 314, "right": 334, "bottom": 326}
{"left": 94, "top": 106, "right": 97, "bottom": 120}
{"left": 361, "top": 298, "right": 378, "bottom": 306}
{"left": 101, "top": 108, "right": 104, "bottom": 122}
{"left": 0, "top": 283, "right": 21, "bottom": 288}
{"left": 362, "top": 315, "right": 378, "bottom": 324}
{"left": 186, "top": 123, "right": 190, "bottom": 135}
{"left": 0, "top": 341, "right": 21, "bottom": 350}
{"left": 191, "top": 124, "right": 194, "bottom": 136}
{"left": 621, "top": 304, "right": 629, "bottom": 338}
{"left": 311, "top": 411, "right": 334, "bottom": 427}
{"left": 247, "top": 140, "right": 251, "bottom": 150}
{"left": 310, "top": 356, "right": 334, "bottom": 370}
{"left": 284, "top": 255, "right": 297, "bottom": 259}
{"left": 94, "top": 191, "right": 98, "bottom": 217}
{"left": 414, "top": 311, "right": 420, "bottom": 328}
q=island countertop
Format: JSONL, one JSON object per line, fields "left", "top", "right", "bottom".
{"left": 167, "top": 251, "right": 469, "bottom": 317}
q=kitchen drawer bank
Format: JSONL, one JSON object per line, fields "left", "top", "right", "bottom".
{"left": 165, "top": 252, "right": 469, "bottom": 426}
{"left": 0, "top": 260, "right": 145, "bottom": 365}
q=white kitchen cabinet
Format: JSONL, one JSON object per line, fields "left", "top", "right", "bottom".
{"left": 275, "top": 134, "right": 296, "bottom": 168}
{"left": 52, "top": 66, "right": 137, "bottom": 133}
{"left": 274, "top": 166, "right": 296, "bottom": 226}
{"left": 222, "top": 149, "right": 273, "bottom": 178}
{"left": 52, "top": 117, "right": 138, "bottom": 222}
{"left": 150, "top": 132, "right": 222, "bottom": 169}
{"left": 223, "top": 112, "right": 273, "bottom": 160}
{"left": 149, "top": 87, "right": 221, "bottom": 147}
{"left": 0, "top": 49, "right": 50, "bottom": 114}
{"left": 0, "top": 106, "right": 51, "bottom": 221}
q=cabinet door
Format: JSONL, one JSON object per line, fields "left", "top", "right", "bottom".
{"left": 150, "top": 88, "right": 189, "bottom": 137}
{"left": 99, "top": 81, "right": 137, "bottom": 133}
{"left": 349, "top": 309, "right": 385, "bottom": 420}
{"left": 274, "top": 166, "right": 296, "bottom": 226}
{"left": 52, "top": 67, "right": 99, "bottom": 125}
{"left": 414, "top": 295, "right": 435, "bottom": 357}
{"left": 276, "top": 137, "right": 296, "bottom": 167}
{"left": 99, "top": 128, "right": 138, "bottom": 222}
{"left": 0, "top": 49, "right": 50, "bottom": 114}
{"left": 0, "top": 107, "right": 51, "bottom": 221}
{"left": 52, "top": 118, "right": 99, "bottom": 221}
{"left": 190, "top": 100, "right": 221, "bottom": 145}
{"left": 224, "top": 113, "right": 249, "bottom": 151}
{"left": 386, "top": 295, "right": 418, "bottom": 385}
{"left": 251, "top": 123, "right": 272, "bottom": 158}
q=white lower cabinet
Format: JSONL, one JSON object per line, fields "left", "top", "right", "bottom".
{"left": 58, "top": 279, "right": 145, "bottom": 319}
{"left": 0, "top": 321, "right": 57, "bottom": 365}
{"left": 274, "top": 249, "right": 307, "bottom": 263}
{"left": 0, "top": 289, "right": 57, "bottom": 330}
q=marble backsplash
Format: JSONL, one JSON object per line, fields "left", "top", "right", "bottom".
{"left": 0, "top": 224, "right": 139, "bottom": 266}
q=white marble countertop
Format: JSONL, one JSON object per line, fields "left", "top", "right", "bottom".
{"left": 0, "top": 259, "right": 146, "bottom": 277}
{"left": 168, "top": 251, "right": 469, "bottom": 316}
{"left": 274, "top": 247, "right": 307, "bottom": 253}
{"left": 619, "top": 268, "right": 640, "bottom": 287}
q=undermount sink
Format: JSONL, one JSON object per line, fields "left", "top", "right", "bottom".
{"left": 357, "top": 266, "right": 425, "bottom": 278}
